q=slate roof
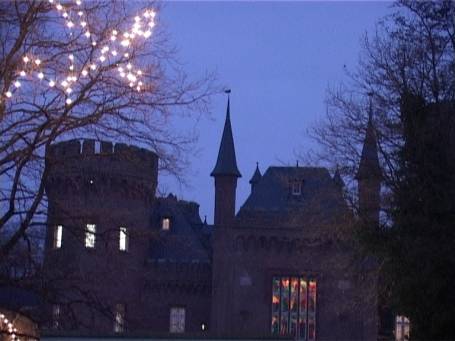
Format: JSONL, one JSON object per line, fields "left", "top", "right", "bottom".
{"left": 210, "top": 98, "right": 241, "bottom": 178}
{"left": 238, "top": 166, "right": 349, "bottom": 224}
{"left": 149, "top": 195, "right": 211, "bottom": 262}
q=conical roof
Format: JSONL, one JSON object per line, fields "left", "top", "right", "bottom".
{"left": 249, "top": 162, "right": 262, "bottom": 184}
{"left": 356, "top": 113, "right": 381, "bottom": 180}
{"left": 210, "top": 97, "right": 241, "bottom": 177}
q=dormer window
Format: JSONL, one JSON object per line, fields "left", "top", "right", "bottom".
{"left": 291, "top": 181, "right": 302, "bottom": 196}
{"left": 162, "top": 217, "right": 171, "bottom": 231}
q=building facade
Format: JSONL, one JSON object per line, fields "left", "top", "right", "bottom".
{"left": 42, "top": 98, "right": 381, "bottom": 339}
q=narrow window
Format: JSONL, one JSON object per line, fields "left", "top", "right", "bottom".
{"left": 292, "top": 181, "right": 302, "bottom": 195}
{"left": 169, "top": 307, "right": 185, "bottom": 333}
{"left": 53, "top": 225, "right": 63, "bottom": 249}
{"left": 114, "top": 303, "right": 125, "bottom": 333}
{"left": 52, "top": 304, "right": 60, "bottom": 329}
{"left": 85, "top": 223, "right": 96, "bottom": 248}
{"left": 94, "top": 141, "right": 101, "bottom": 154}
{"left": 119, "top": 227, "right": 128, "bottom": 251}
{"left": 395, "top": 315, "right": 410, "bottom": 341}
{"left": 271, "top": 276, "right": 316, "bottom": 340}
{"left": 162, "top": 218, "right": 170, "bottom": 231}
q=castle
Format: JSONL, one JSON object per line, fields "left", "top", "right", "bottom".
{"left": 42, "top": 97, "right": 381, "bottom": 339}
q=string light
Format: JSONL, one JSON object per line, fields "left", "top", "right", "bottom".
{"left": 5, "top": 0, "right": 157, "bottom": 100}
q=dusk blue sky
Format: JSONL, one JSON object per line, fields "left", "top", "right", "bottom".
{"left": 159, "top": 1, "right": 393, "bottom": 224}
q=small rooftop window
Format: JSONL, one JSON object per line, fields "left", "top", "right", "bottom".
{"left": 291, "top": 181, "right": 302, "bottom": 196}
{"left": 162, "top": 217, "right": 171, "bottom": 231}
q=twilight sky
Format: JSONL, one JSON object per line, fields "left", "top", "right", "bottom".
{"left": 159, "top": 1, "right": 393, "bottom": 224}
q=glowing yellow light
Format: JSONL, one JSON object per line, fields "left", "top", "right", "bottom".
{"left": 111, "top": 36, "right": 116, "bottom": 41}
{"left": 138, "top": 81, "right": 143, "bottom": 86}
{"left": 111, "top": 50, "right": 117, "bottom": 56}
{"left": 90, "top": 64, "right": 96, "bottom": 70}
{"left": 126, "top": 63, "right": 132, "bottom": 70}
{"left": 92, "top": 41, "right": 96, "bottom": 46}
{"left": 35, "top": 59, "right": 41, "bottom": 65}
{"left": 121, "top": 39, "right": 130, "bottom": 47}
{"left": 67, "top": 21, "right": 74, "bottom": 28}
{"left": 144, "top": 30, "right": 151, "bottom": 38}
{"left": 135, "top": 16, "right": 141, "bottom": 22}
{"left": 81, "top": 69, "right": 88, "bottom": 76}
{"left": 61, "top": 80, "right": 68, "bottom": 87}
{"left": 102, "top": 46, "right": 109, "bottom": 53}
{"left": 14, "top": 81, "right": 21, "bottom": 88}
{"left": 62, "top": 12, "right": 68, "bottom": 18}
{"left": 124, "top": 53, "right": 129, "bottom": 58}
{"left": 5, "top": 91, "right": 12, "bottom": 98}
{"left": 38, "top": 72, "right": 44, "bottom": 79}
{"left": 123, "top": 32, "right": 129, "bottom": 38}
{"left": 81, "top": 21, "right": 87, "bottom": 28}
{"left": 66, "top": 87, "right": 72, "bottom": 94}
{"left": 71, "top": 76, "right": 77, "bottom": 81}
{"left": 129, "top": 82, "right": 134, "bottom": 87}
{"left": 84, "top": 31, "right": 90, "bottom": 37}
{"left": 49, "top": 0, "right": 54, "bottom": 3}
{"left": 20, "top": 70, "right": 26, "bottom": 77}
{"left": 99, "top": 55, "right": 106, "bottom": 62}
{"left": 56, "top": 4, "right": 63, "bottom": 10}
{"left": 23, "top": 56, "right": 29, "bottom": 63}
{"left": 66, "top": 98, "right": 72, "bottom": 105}
{"left": 78, "top": 11, "right": 83, "bottom": 16}
{"left": 120, "top": 72, "right": 125, "bottom": 78}
{"left": 69, "top": 65, "right": 74, "bottom": 71}
{"left": 49, "top": 80, "right": 55, "bottom": 87}
{"left": 76, "top": 0, "right": 82, "bottom": 5}
{"left": 69, "top": 54, "right": 74, "bottom": 60}
{"left": 137, "top": 70, "right": 142, "bottom": 75}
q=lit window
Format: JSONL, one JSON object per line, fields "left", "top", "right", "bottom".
{"left": 201, "top": 322, "right": 207, "bottom": 331}
{"left": 53, "top": 225, "right": 63, "bottom": 249}
{"left": 85, "top": 223, "right": 96, "bottom": 248}
{"left": 395, "top": 315, "right": 410, "bottom": 341}
{"left": 292, "top": 181, "right": 302, "bottom": 195}
{"left": 271, "top": 276, "right": 316, "bottom": 340}
{"left": 114, "top": 303, "right": 125, "bottom": 333}
{"left": 169, "top": 307, "right": 185, "bottom": 333}
{"left": 162, "top": 217, "right": 170, "bottom": 231}
{"left": 52, "top": 304, "right": 60, "bottom": 329}
{"left": 119, "top": 227, "right": 128, "bottom": 251}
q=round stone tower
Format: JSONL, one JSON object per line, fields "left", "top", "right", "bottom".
{"left": 43, "top": 139, "right": 158, "bottom": 331}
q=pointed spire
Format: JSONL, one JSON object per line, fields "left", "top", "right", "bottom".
{"left": 211, "top": 92, "right": 241, "bottom": 177}
{"left": 249, "top": 162, "right": 262, "bottom": 185}
{"left": 333, "top": 165, "right": 345, "bottom": 188}
{"left": 356, "top": 95, "right": 381, "bottom": 180}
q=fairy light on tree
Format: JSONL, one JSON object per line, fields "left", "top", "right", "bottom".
{"left": 0, "top": 312, "right": 21, "bottom": 341}
{"left": 2, "top": 0, "right": 157, "bottom": 102}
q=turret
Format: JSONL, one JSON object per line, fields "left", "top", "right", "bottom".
{"left": 249, "top": 162, "right": 262, "bottom": 193}
{"left": 356, "top": 103, "right": 382, "bottom": 226}
{"left": 333, "top": 165, "right": 345, "bottom": 189}
{"left": 211, "top": 94, "right": 241, "bottom": 226}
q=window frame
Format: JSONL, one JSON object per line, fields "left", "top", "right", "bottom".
{"left": 291, "top": 180, "right": 302, "bottom": 196}
{"left": 113, "top": 303, "right": 126, "bottom": 333}
{"left": 119, "top": 226, "right": 128, "bottom": 252}
{"left": 85, "top": 223, "right": 96, "bottom": 248}
{"left": 161, "top": 217, "right": 171, "bottom": 231}
{"left": 271, "top": 275, "right": 317, "bottom": 340}
{"left": 169, "top": 306, "right": 185, "bottom": 333}
{"left": 53, "top": 224, "right": 63, "bottom": 249}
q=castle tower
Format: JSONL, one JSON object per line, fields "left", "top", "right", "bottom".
{"left": 249, "top": 162, "right": 262, "bottom": 193}
{"left": 211, "top": 96, "right": 241, "bottom": 226}
{"left": 43, "top": 139, "right": 158, "bottom": 331}
{"left": 356, "top": 105, "right": 382, "bottom": 226}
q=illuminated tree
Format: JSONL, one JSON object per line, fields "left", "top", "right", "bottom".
{"left": 0, "top": 0, "right": 215, "bottom": 258}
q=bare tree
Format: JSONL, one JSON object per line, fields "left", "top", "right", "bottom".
{"left": 0, "top": 0, "right": 216, "bottom": 259}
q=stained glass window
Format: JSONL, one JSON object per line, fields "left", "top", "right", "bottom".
{"left": 271, "top": 276, "right": 317, "bottom": 340}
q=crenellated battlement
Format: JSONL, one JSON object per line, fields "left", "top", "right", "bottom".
{"left": 45, "top": 139, "right": 158, "bottom": 200}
